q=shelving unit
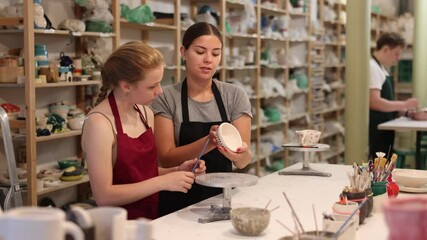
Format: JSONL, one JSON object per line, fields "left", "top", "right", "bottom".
{"left": 137, "top": 0, "right": 345, "bottom": 174}
{"left": 0, "top": 0, "right": 355, "bottom": 207}
{"left": 303, "top": 0, "right": 347, "bottom": 164}
{"left": 0, "top": 0, "right": 120, "bottom": 206}
{"left": 120, "top": 0, "right": 181, "bottom": 85}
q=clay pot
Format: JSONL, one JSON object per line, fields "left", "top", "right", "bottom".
{"left": 342, "top": 191, "right": 367, "bottom": 225}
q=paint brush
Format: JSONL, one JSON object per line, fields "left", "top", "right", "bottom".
{"left": 191, "top": 138, "right": 210, "bottom": 173}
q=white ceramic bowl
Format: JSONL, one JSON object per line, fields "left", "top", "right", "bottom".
{"left": 392, "top": 169, "right": 427, "bottom": 188}
{"left": 68, "top": 116, "right": 85, "bottom": 130}
{"left": 230, "top": 207, "right": 270, "bottom": 236}
{"left": 49, "top": 104, "right": 70, "bottom": 118}
{"left": 216, "top": 123, "right": 242, "bottom": 152}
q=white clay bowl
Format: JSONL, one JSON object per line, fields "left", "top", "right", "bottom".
{"left": 216, "top": 123, "right": 242, "bottom": 152}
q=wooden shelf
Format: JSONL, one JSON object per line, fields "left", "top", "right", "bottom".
{"left": 260, "top": 6, "right": 287, "bottom": 15}
{"left": 120, "top": 20, "right": 177, "bottom": 31}
{"left": 0, "top": 83, "right": 25, "bottom": 88}
{"left": 38, "top": 175, "right": 89, "bottom": 195}
{"left": 226, "top": 33, "right": 258, "bottom": 39}
{"left": 260, "top": 35, "right": 287, "bottom": 42}
{"left": 34, "top": 29, "right": 115, "bottom": 37}
{"left": 35, "top": 81, "right": 101, "bottom": 88}
{"left": 36, "top": 130, "right": 82, "bottom": 142}
{"left": 224, "top": 65, "right": 258, "bottom": 70}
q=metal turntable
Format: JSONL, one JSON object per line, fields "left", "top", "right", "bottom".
{"left": 280, "top": 143, "right": 332, "bottom": 177}
{"left": 195, "top": 172, "right": 259, "bottom": 223}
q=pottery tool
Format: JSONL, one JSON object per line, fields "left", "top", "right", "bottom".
{"left": 312, "top": 204, "right": 319, "bottom": 236}
{"left": 333, "top": 198, "right": 367, "bottom": 238}
{"left": 264, "top": 199, "right": 272, "bottom": 212}
{"left": 283, "top": 192, "right": 305, "bottom": 233}
{"left": 191, "top": 138, "right": 210, "bottom": 173}
{"left": 269, "top": 206, "right": 280, "bottom": 212}
{"left": 276, "top": 220, "right": 295, "bottom": 235}
{"left": 386, "top": 145, "right": 392, "bottom": 163}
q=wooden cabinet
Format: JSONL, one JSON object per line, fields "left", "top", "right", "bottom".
{"left": 0, "top": 0, "right": 120, "bottom": 205}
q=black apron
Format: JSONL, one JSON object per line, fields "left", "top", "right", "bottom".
{"left": 159, "top": 79, "right": 231, "bottom": 217}
{"left": 369, "top": 56, "right": 398, "bottom": 157}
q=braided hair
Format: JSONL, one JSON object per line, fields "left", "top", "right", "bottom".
{"left": 95, "top": 41, "right": 163, "bottom": 106}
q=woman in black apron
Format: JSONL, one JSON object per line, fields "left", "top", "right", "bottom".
{"left": 369, "top": 32, "right": 418, "bottom": 157}
{"left": 151, "top": 22, "right": 253, "bottom": 216}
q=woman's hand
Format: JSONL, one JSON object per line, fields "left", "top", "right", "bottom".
{"left": 161, "top": 171, "right": 195, "bottom": 193}
{"left": 217, "top": 141, "right": 251, "bottom": 164}
{"left": 179, "top": 158, "right": 206, "bottom": 175}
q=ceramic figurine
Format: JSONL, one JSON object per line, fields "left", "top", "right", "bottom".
{"left": 34, "top": 1, "right": 47, "bottom": 29}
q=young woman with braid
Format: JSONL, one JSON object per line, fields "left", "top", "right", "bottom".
{"left": 81, "top": 41, "right": 206, "bottom": 220}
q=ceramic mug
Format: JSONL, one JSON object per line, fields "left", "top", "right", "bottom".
{"left": 295, "top": 129, "right": 321, "bottom": 146}
{"left": 87, "top": 206, "right": 127, "bottom": 240}
{"left": 383, "top": 197, "right": 427, "bottom": 240}
{"left": 0, "top": 207, "right": 83, "bottom": 240}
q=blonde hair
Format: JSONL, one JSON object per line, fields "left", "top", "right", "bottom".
{"left": 95, "top": 41, "right": 163, "bottom": 106}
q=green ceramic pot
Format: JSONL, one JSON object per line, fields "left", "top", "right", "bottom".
{"left": 371, "top": 181, "right": 388, "bottom": 197}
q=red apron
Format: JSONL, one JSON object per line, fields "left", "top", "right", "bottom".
{"left": 108, "top": 93, "right": 159, "bottom": 220}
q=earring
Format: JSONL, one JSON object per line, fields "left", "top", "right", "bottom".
{"left": 125, "top": 92, "right": 129, "bottom": 97}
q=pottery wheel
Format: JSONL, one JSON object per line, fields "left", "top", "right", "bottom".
{"left": 280, "top": 143, "right": 332, "bottom": 177}
{"left": 196, "top": 172, "right": 259, "bottom": 188}
{"left": 282, "top": 143, "right": 330, "bottom": 152}
{"left": 195, "top": 173, "right": 259, "bottom": 224}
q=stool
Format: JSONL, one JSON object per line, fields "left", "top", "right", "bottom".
{"left": 394, "top": 149, "right": 427, "bottom": 169}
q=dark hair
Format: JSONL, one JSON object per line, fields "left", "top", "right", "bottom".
{"left": 95, "top": 41, "right": 163, "bottom": 106}
{"left": 182, "top": 22, "right": 223, "bottom": 49}
{"left": 376, "top": 32, "right": 405, "bottom": 50}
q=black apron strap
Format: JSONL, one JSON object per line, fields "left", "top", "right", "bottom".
{"left": 181, "top": 79, "right": 190, "bottom": 123}
{"left": 181, "top": 78, "right": 228, "bottom": 123}
{"left": 211, "top": 80, "right": 228, "bottom": 122}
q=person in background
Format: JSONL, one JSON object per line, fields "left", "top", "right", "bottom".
{"left": 81, "top": 41, "right": 206, "bottom": 220}
{"left": 369, "top": 32, "right": 418, "bottom": 157}
{"left": 151, "top": 22, "right": 253, "bottom": 216}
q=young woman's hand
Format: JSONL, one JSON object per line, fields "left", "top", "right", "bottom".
{"left": 217, "top": 141, "right": 251, "bottom": 164}
{"left": 162, "top": 171, "right": 195, "bottom": 193}
{"left": 179, "top": 158, "right": 206, "bottom": 175}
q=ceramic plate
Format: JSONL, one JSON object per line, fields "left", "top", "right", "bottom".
{"left": 399, "top": 185, "right": 427, "bottom": 193}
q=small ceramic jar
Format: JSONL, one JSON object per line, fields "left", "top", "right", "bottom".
{"left": 332, "top": 201, "right": 360, "bottom": 228}
{"left": 342, "top": 191, "right": 367, "bottom": 225}
{"left": 364, "top": 188, "right": 374, "bottom": 217}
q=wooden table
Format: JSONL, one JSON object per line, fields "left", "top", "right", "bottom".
{"left": 146, "top": 163, "right": 393, "bottom": 240}
{"left": 378, "top": 117, "right": 427, "bottom": 169}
